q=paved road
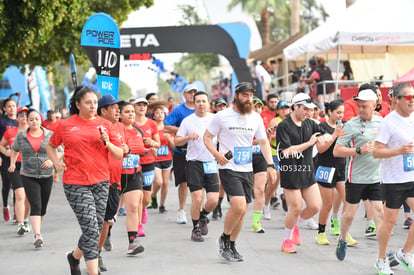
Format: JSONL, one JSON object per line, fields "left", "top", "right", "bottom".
{"left": 0, "top": 177, "right": 412, "bottom": 275}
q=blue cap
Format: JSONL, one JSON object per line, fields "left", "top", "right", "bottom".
{"left": 277, "top": 101, "right": 289, "bottom": 109}
{"left": 98, "top": 94, "right": 123, "bottom": 109}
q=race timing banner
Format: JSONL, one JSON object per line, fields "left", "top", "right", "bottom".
{"left": 81, "top": 13, "right": 120, "bottom": 99}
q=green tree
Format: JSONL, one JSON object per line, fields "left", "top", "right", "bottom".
{"left": 0, "top": 0, "right": 153, "bottom": 73}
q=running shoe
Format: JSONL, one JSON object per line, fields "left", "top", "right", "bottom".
{"left": 126, "top": 238, "right": 144, "bottom": 255}
{"left": 330, "top": 218, "right": 340, "bottom": 236}
{"left": 270, "top": 197, "right": 280, "bottom": 208}
{"left": 159, "top": 205, "right": 167, "bottom": 214}
{"left": 387, "top": 250, "right": 399, "bottom": 267}
{"left": 33, "top": 234, "right": 43, "bottom": 248}
{"left": 199, "top": 218, "right": 208, "bottom": 235}
{"left": 404, "top": 217, "right": 413, "bottom": 229}
{"left": 292, "top": 226, "right": 301, "bottom": 245}
{"left": 137, "top": 224, "right": 146, "bottom": 237}
{"left": 375, "top": 258, "right": 394, "bottom": 275}
{"left": 396, "top": 248, "right": 414, "bottom": 273}
{"left": 142, "top": 208, "right": 148, "bottom": 224}
{"left": 17, "top": 222, "right": 26, "bottom": 236}
{"left": 3, "top": 207, "right": 10, "bottom": 222}
{"left": 250, "top": 222, "right": 265, "bottom": 233}
{"left": 262, "top": 205, "right": 271, "bottom": 220}
{"left": 103, "top": 236, "right": 112, "bottom": 251}
{"left": 365, "top": 224, "right": 376, "bottom": 237}
{"left": 98, "top": 255, "right": 108, "bottom": 272}
{"left": 316, "top": 232, "right": 329, "bottom": 245}
{"left": 66, "top": 251, "right": 81, "bottom": 275}
{"left": 23, "top": 220, "right": 30, "bottom": 233}
{"left": 336, "top": 239, "right": 347, "bottom": 261}
{"left": 118, "top": 207, "right": 126, "bottom": 216}
{"left": 347, "top": 233, "right": 358, "bottom": 247}
{"left": 280, "top": 193, "right": 288, "bottom": 212}
{"left": 150, "top": 196, "right": 158, "bottom": 209}
{"left": 191, "top": 228, "right": 204, "bottom": 242}
{"left": 217, "top": 235, "right": 232, "bottom": 261}
{"left": 230, "top": 243, "right": 244, "bottom": 262}
{"left": 177, "top": 210, "right": 187, "bottom": 224}
{"left": 281, "top": 239, "right": 296, "bottom": 254}
{"left": 304, "top": 218, "right": 318, "bottom": 230}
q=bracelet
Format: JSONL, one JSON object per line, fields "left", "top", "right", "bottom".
{"left": 267, "top": 163, "right": 276, "bottom": 169}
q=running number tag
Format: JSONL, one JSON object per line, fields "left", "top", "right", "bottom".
{"left": 156, "top": 145, "right": 169, "bottom": 156}
{"left": 143, "top": 170, "right": 155, "bottom": 186}
{"left": 403, "top": 154, "right": 414, "bottom": 172}
{"left": 315, "top": 166, "right": 336, "bottom": 184}
{"left": 203, "top": 161, "right": 218, "bottom": 174}
{"left": 122, "top": 154, "right": 139, "bottom": 169}
{"left": 234, "top": 147, "right": 252, "bottom": 165}
{"left": 252, "top": 145, "right": 261, "bottom": 155}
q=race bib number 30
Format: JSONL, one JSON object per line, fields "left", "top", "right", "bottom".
{"left": 234, "top": 147, "right": 252, "bottom": 165}
{"left": 403, "top": 154, "right": 414, "bottom": 172}
{"left": 203, "top": 161, "right": 218, "bottom": 174}
{"left": 122, "top": 154, "right": 139, "bottom": 169}
{"left": 156, "top": 145, "right": 169, "bottom": 156}
{"left": 315, "top": 166, "right": 336, "bottom": 184}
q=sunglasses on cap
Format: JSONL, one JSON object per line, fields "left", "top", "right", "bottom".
{"left": 235, "top": 83, "right": 255, "bottom": 94}
{"left": 18, "top": 112, "right": 27, "bottom": 117}
{"left": 398, "top": 94, "right": 414, "bottom": 101}
{"left": 295, "top": 98, "right": 313, "bottom": 104}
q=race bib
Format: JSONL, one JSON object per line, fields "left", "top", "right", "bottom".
{"left": 315, "top": 166, "right": 336, "bottom": 184}
{"left": 122, "top": 154, "right": 139, "bottom": 169}
{"left": 234, "top": 147, "right": 252, "bottom": 165}
{"left": 203, "top": 161, "right": 218, "bottom": 174}
{"left": 403, "top": 154, "right": 414, "bottom": 172}
{"left": 143, "top": 170, "right": 155, "bottom": 186}
{"left": 156, "top": 145, "right": 169, "bottom": 156}
{"left": 252, "top": 145, "right": 261, "bottom": 155}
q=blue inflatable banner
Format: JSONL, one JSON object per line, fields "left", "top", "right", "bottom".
{"left": 81, "top": 13, "right": 120, "bottom": 99}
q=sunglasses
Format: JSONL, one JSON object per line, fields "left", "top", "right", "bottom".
{"left": 18, "top": 112, "right": 27, "bottom": 117}
{"left": 399, "top": 95, "right": 414, "bottom": 101}
{"left": 295, "top": 98, "right": 313, "bottom": 104}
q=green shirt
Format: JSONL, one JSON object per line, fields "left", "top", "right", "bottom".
{"left": 337, "top": 115, "right": 382, "bottom": 184}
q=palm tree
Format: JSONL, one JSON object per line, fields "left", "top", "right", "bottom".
{"left": 290, "top": 0, "right": 300, "bottom": 36}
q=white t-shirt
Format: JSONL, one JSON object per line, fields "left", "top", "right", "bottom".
{"left": 206, "top": 107, "right": 267, "bottom": 172}
{"left": 375, "top": 111, "right": 414, "bottom": 184}
{"left": 177, "top": 113, "right": 216, "bottom": 162}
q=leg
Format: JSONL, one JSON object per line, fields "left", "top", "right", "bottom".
{"left": 14, "top": 187, "right": 26, "bottom": 223}
{"left": 252, "top": 172, "right": 266, "bottom": 225}
{"left": 300, "top": 184, "right": 322, "bottom": 220}
{"left": 178, "top": 182, "right": 188, "bottom": 211}
{"left": 152, "top": 169, "right": 162, "bottom": 200}
{"left": 339, "top": 202, "right": 359, "bottom": 241}
{"left": 284, "top": 189, "right": 303, "bottom": 230}
{"left": 224, "top": 196, "right": 247, "bottom": 240}
{"left": 190, "top": 190, "right": 203, "bottom": 222}
{"left": 318, "top": 185, "right": 334, "bottom": 230}
{"left": 403, "top": 198, "right": 414, "bottom": 253}
{"left": 377, "top": 206, "right": 399, "bottom": 259}
{"left": 204, "top": 191, "right": 219, "bottom": 213}
{"left": 160, "top": 169, "right": 171, "bottom": 207}
{"left": 124, "top": 190, "right": 141, "bottom": 232}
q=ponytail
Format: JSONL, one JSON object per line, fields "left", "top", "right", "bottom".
{"left": 69, "top": 86, "right": 95, "bottom": 115}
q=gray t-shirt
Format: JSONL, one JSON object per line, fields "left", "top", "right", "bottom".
{"left": 336, "top": 115, "right": 383, "bottom": 184}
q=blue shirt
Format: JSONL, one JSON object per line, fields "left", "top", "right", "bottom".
{"left": 165, "top": 104, "right": 194, "bottom": 154}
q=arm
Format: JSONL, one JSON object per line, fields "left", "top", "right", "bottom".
{"left": 258, "top": 137, "right": 277, "bottom": 185}
{"left": 8, "top": 150, "right": 18, "bottom": 173}
{"left": 0, "top": 137, "right": 10, "bottom": 157}
{"left": 281, "top": 132, "right": 319, "bottom": 157}
{"left": 175, "top": 131, "right": 199, "bottom": 147}
{"left": 373, "top": 141, "right": 414, "bottom": 159}
{"left": 203, "top": 129, "right": 228, "bottom": 166}
{"left": 46, "top": 143, "right": 66, "bottom": 172}
{"left": 317, "top": 126, "right": 342, "bottom": 153}
{"left": 163, "top": 125, "right": 179, "bottom": 134}
{"left": 166, "top": 133, "right": 175, "bottom": 150}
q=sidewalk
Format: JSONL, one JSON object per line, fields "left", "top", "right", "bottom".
{"left": 0, "top": 177, "right": 411, "bottom": 274}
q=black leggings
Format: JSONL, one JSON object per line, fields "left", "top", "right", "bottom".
{"left": 63, "top": 181, "right": 109, "bottom": 261}
{"left": 21, "top": 175, "right": 53, "bottom": 216}
{"left": 0, "top": 154, "right": 12, "bottom": 207}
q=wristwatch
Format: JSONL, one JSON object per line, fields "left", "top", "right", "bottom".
{"left": 267, "top": 163, "right": 276, "bottom": 169}
{"left": 356, "top": 147, "right": 362, "bottom": 155}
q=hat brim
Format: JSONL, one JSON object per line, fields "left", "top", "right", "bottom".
{"left": 353, "top": 96, "right": 377, "bottom": 101}
{"left": 147, "top": 100, "right": 172, "bottom": 113}
{"left": 302, "top": 103, "right": 317, "bottom": 109}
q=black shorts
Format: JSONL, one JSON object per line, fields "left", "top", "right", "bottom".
{"left": 173, "top": 153, "right": 187, "bottom": 186}
{"left": 253, "top": 154, "right": 267, "bottom": 174}
{"left": 317, "top": 166, "right": 346, "bottom": 188}
{"left": 345, "top": 181, "right": 382, "bottom": 204}
{"left": 104, "top": 184, "right": 120, "bottom": 222}
{"left": 142, "top": 163, "right": 155, "bottom": 191}
{"left": 154, "top": 160, "right": 173, "bottom": 170}
{"left": 9, "top": 162, "right": 23, "bottom": 190}
{"left": 186, "top": 161, "right": 219, "bottom": 193}
{"left": 121, "top": 172, "right": 143, "bottom": 193}
{"left": 219, "top": 169, "right": 253, "bottom": 203}
{"left": 382, "top": 182, "right": 414, "bottom": 209}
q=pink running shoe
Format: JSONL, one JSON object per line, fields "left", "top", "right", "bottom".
{"left": 281, "top": 239, "right": 296, "bottom": 254}
{"left": 142, "top": 208, "right": 148, "bottom": 224}
{"left": 137, "top": 224, "right": 146, "bottom": 237}
{"left": 292, "top": 226, "right": 302, "bottom": 245}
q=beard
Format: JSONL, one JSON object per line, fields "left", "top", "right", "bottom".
{"left": 235, "top": 99, "right": 253, "bottom": 114}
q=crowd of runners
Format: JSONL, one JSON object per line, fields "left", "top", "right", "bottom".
{"left": 0, "top": 81, "right": 414, "bottom": 275}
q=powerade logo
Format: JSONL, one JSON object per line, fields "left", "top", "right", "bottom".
{"left": 85, "top": 29, "right": 116, "bottom": 45}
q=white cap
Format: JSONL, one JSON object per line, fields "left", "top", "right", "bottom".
{"left": 183, "top": 84, "right": 198, "bottom": 93}
{"left": 134, "top": 98, "right": 149, "bottom": 105}
{"left": 353, "top": 89, "right": 377, "bottom": 101}
{"left": 291, "top": 93, "right": 317, "bottom": 109}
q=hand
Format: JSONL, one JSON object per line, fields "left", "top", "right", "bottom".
{"left": 148, "top": 147, "right": 157, "bottom": 157}
{"left": 317, "top": 134, "right": 333, "bottom": 146}
{"left": 308, "top": 132, "right": 320, "bottom": 146}
{"left": 8, "top": 164, "right": 15, "bottom": 173}
{"left": 215, "top": 152, "right": 230, "bottom": 166}
{"left": 333, "top": 124, "right": 343, "bottom": 137}
{"left": 54, "top": 162, "right": 67, "bottom": 173}
{"left": 143, "top": 137, "right": 154, "bottom": 147}
{"left": 122, "top": 144, "right": 129, "bottom": 155}
{"left": 41, "top": 160, "right": 53, "bottom": 169}
{"left": 100, "top": 131, "right": 109, "bottom": 147}
{"left": 361, "top": 141, "right": 374, "bottom": 154}
{"left": 400, "top": 142, "right": 414, "bottom": 155}
{"left": 188, "top": 132, "right": 199, "bottom": 141}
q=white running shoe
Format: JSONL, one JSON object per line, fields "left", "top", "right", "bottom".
{"left": 304, "top": 218, "right": 318, "bottom": 230}
{"left": 375, "top": 258, "right": 393, "bottom": 275}
{"left": 396, "top": 248, "right": 414, "bottom": 273}
{"left": 262, "top": 205, "right": 271, "bottom": 220}
{"left": 177, "top": 210, "right": 187, "bottom": 224}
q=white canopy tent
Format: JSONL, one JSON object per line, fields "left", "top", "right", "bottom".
{"left": 283, "top": 0, "right": 414, "bottom": 88}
